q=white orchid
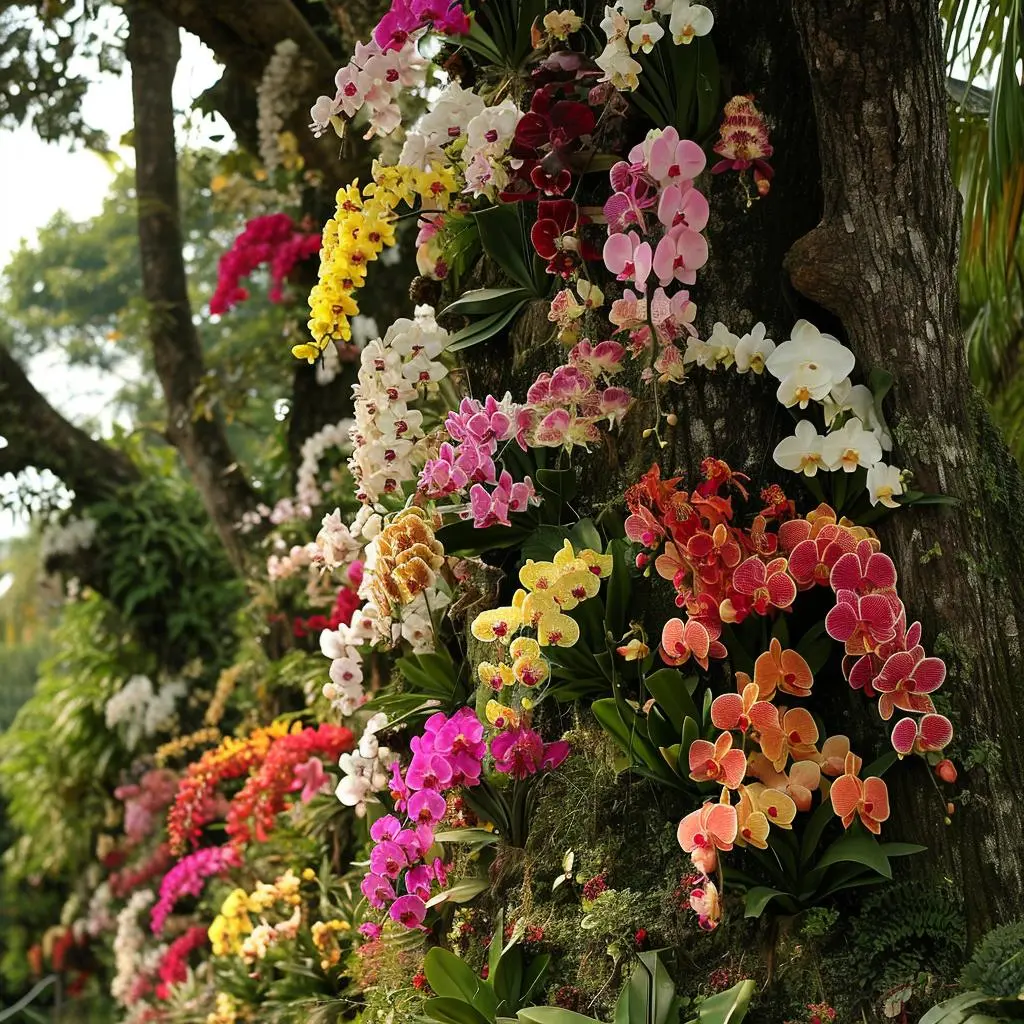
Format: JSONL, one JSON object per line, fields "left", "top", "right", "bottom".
{"left": 867, "top": 463, "right": 905, "bottom": 508}
{"left": 822, "top": 416, "right": 883, "bottom": 472}
{"left": 773, "top": 419, "right": 829, "bottom": 477}
{"left": 766, "top": 320, "right": 856, "bottom": 409}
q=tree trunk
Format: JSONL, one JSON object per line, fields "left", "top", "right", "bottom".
{"left": 460, "top": 0, "right": 1024, "bottom": 942}
{"left": 127, "top": 1, "right": 256, "bottom": 572}
{"left": 786, "top": 0, "right": 1024, "bottom": 940}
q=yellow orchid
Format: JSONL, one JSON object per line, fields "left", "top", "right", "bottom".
{"left": 519, "top": 559, "right": 559, "bottom": 592}
{"left": 552, "top": 568, "right": 601, "bottom": 610}
{"left": 471, "top": 605, "right": 523, "bottom": 643}
{"left": 537, "top": 609, "right": 580, "bottom": 647}
{"left": 478, "top": 661, "right": 515, "bottom": 690}
{"left": 485, "top": 700, "right": 520, "bottom": 728}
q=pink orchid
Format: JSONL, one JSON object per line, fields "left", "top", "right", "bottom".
{"left": 569, "top": 339, "right": 626, "bottom": 376}
{"left": 657, "top": 183, "right": 710, "bottom": 232}
{"left": 731, "top": 556, "right": 797, "bottom": 616}
{"left": 677, "top": 801, "right": 738, "bottom": 855}
{"left": 826, "top": 589, "right": 900, "bottom": 655}
{"left": 873, "top": 648, "right": 946, "bottom": 720}
{"left": 292, "top": 757, "right": 330, "bottom": 803}
{"left": 645, "top": 128, "right": 706, "bottom": 188}
{"left": 389, "top": 893, "right": 428, "bottom": 930}
{"left": 890, "top": 713, "right": 954, "bottom": 755}
{"left": 652, "top": 224, "right": 709, "bottom": 287}
{"left": 603, "top": 231, "right": 653, "bottom": 290}
{"left": 625, "top": 505, "right": 666, "bottom": 549}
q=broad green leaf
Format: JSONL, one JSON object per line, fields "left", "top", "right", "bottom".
{"left": 743, "top": 886, "right": 791, "bottom": 919}
{"left": 493, "top": 945, "right": 524, "bottom": 1015}
{"left": 447, "top": 299, "right": 529, "bottom": 352}
{"left": 425, "top": 878, "right": 491, "bottom": 908}
{"left": 444, "top": 287, "right": 531, "bottom": 317}
{"left": 644, "top": 668, "right": 699, "bottom": 731}
{"left": 517, "top": 1009, "right": 601, "bottom": 1024}
{"left": 425, "top": 949, "right": 497, "bottom": 1019}
{"left": 690, "top": 979, "right": 755, "bottom": 1024}
{"left": 520, "top": 953, "right": 551, "bottom": 1005}
{"left": 424, "top": 997, "right": 494, "bottom": 1024}
{"left": 815, "top": 829, "right": 892, "bottom": 879}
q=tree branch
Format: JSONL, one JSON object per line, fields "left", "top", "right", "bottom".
{"left": 156, "top": 0, "right": 347, "bottom": 183}
{"left": 0, "top": 344, "right": 137, "bottom": 504}
{"left": 126, "top": 1, "right": 255, "bottom": 571}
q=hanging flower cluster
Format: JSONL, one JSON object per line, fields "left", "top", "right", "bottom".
{"left": 349, "top": 307, "right": 450, "bottom": 502}
{"left": 209, "top": 213, "right": 321, "bottom": 315}
{"left": 154, "top": 926, "right": 208, "bottom": 1000}
{"left": 225, "top": 723, "right": 354, "bottom": 845}
{"left": 309, "top": 38, "right": 426, "bottom": 140}
{"left": 167, "top": 722, "right": 292, "bottom": 853}
{"left": 151, "top": 845, "right": 242, "bottom": 935}
{"left": 361, "top": 708, "right": 484, "bottom": 928}
{"left": 596, "top": 1, "right": 713, "bottom": 90}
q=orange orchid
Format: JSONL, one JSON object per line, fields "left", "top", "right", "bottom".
{"left": 660, "top": 617, "right": 725, "bottom": 671}
{"left": 815, "top": 735, "right": 851, "bottom": 777}
{"left": 688, "top": 732, "right": 747, "bottom": 789}
{"left": 709, "top": 679, "right": 779, "bottom": 734}
{"left": 830, "top": 752, "right": 890, "bottom": 834}
{"left": 747, "top": 754, "right": 822, "bottom": 812}
{"left": 734, "top": 783, "right": 797, "bottom": 848}
{"left": 753, "top": 637, "right": 814, "bottom": 699}
{"left": 677, "top": 800, "right": 738, "bottom": 859}
{"left": 758, "top": 706, "right": 820, "bottom": 771}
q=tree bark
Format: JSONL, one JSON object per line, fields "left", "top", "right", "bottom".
{"left": 786, "top": 0, "right": 1024, "bottom": 939}
{"left": 0, "top": 344, "right": 138, "bottom": 505}
{"left": 127, "top": 1, "right": 256, "bottom": 572}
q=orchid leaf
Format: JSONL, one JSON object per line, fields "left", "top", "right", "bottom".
{"left": 688, "top": 979, "right": 755, "bottom": 1024}
{"left": 644, "top": 668, "right": 700, "bottom": 731}
{"left": 424, "top": 997, "right": 494, "bottom": 1024}
{"left": 425, "top": 949, "right": 497, "bottom": 1018}
{"left": 444, "top": 287, "right": 531, "bottom": 318}
{"left": 815, "top": 829, "right": 892, "bottom": 879}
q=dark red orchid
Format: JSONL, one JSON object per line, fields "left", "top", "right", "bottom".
{"left": 530, "top": 199, "right": 580, "bottom": 275}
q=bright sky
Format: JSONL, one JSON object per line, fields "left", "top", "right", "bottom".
{"left": 0, "top": 29, "right": 228, "bottom": 537}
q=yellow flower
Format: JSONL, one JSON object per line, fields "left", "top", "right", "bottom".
{"left": 537, "top": 610, "right": 580, "bottom": 648}
{"left": 520, "top": 559, "right": 559, "bottom": 592}
{"left": 471, "top": 607, "right": 523, "bottom": 643}
{"left": 509, "top": 637, "right": 542, "bottom": 661}
{"left": 292, "top": 341, "right": 324, "bottom": 363}
{"left": 522, "top": 589, "right": 558, "bottom": 628}
{"left": 551, "top": 568, "right": 601, "bottom": 610}
{"left": 485, "top": 700, "right": 520, "bottom": 728}
{"left": 543, "top": 9, "right": 583, "bottom": 39}
{"left": 616, "top": 638, "right": 649, "bottom": 661}
{"left": 478, "top": 661, "right": 514, "bottom": 690}
{"left": 512, "top": 652, "right": 549, "bottom": 687}
{"left": 302, "top": 867, "right": 316, "bottom": 882}
{"left": 416, "top": 164, "right": 460, "bottom": 210}
{"left": 578, "top": 548, "right": 614, "bottom": 578}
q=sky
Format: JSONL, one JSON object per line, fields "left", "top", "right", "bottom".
{"left": 0, "top": 28, "right": 227, "bottom": 537}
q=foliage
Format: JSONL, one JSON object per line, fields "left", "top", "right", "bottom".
{"left": 961, "top": 920, "right": 1024, "bottom": 999}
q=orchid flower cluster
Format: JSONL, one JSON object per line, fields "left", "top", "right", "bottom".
{"left": 596, "top": 1, "right": 713, "bottom": 91}
{"left": 208, "top": 869, "right": 302, "bottom": 959}
{"left": 309, "top": 37, "right": 426, "bottom": 141}
{"left": 105, "top": 675, "right": 187, "bottom": 751}
{"left": 682, "top": 318, "right": 905, "bottom": 508}
{"left": 224, "top": 723, "right": 353, "bottom": 846}
{"left": 349, "top": 307, "right": 450, "bottom": 503}
{"left": 472, "top": 540, "right": 613, "bottom": 654}
{"left": 209, "top": 213, "right": 321, "bottom": 315}
{"left": 709, "top": 94, "right": 775, "bottom": 199}
{"left": 336, "top": 712, "right": 400, "bottom": 816}
{"left": 299, "top": 166, "right": 463, "bottom": 362}
{"left": 150, "top": 845, "right": 242, "bottom": 935}
{"left": 361, "top": 707, "right": 484, "bottom": 930}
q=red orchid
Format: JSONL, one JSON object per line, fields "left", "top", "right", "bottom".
{"left": 530, "top": 199, "right": 582, "bottom": 275}
{"left": 829, "top": 540, "right": 898, "bottom": 596}
{"left": 825, "top": 589, "right": 900, "bottom": 656}
{"left": 890, "top": 713, "right": 954, "bottom": 756}
{"left": 872, "top": 647, "right": 946, "bottom": 720}
{"left": 730, "top": 556, "right": 797, "bottom": 617}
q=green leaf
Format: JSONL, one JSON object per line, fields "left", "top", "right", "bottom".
{"left": 815, "top": 829, "right": 892, "bottom": 879}
{"left": 493, "top": 945, "right": 524, "bottom": 1015}
{"left": 424, "top": 997, "right": 494, "bottom": 1024}
{"left": 425, "top": 877, "right": 491, "bottom": 907}
{"left": 743, "top": 886, "right": 791, "bottom": 919}
{"left": 517, "top": 1010, "right": 600, "bottom": 1024}
{"left": 694, "top": 37, "right": 721, "bottom": 138}
{"left": 397, "top": 652, "right": 459, "bottom": 698}
{"left": 918, "top": 991, "right": 1001, "bottom": 1024}
{"left": 434, "top": 828, "right": 500, "bottom": 847}
{"left": 425, "top": 949, "right": 497, "bottom": 1019}
{"left": 878, "top": 842, "right": 927, "bottom": 859}
{"left": 489, "top": 909, "right": 505, "bottom": 985}
{"left": 520, "top": 953, "right": 551, "bottom": 1004}
{"left": 690, "top": 979, "right": 755, "bottom": 1024}
{"left": 620, "top": 951, "right": 676, "bottom": 1024}
{"left": 644, "top": 668, "right": 700, "bottom": 732}
{"left": 447, "top": 299, "right": 529, "bottom": 352}
{"left": 444, "top": 287, "right": 531, "bottom": 317}
{"left": 799, "top": 795, "right": 838, "bottom": 865}
{"left": 474, "top": 205, "right": 545, "bottom": 294}
{"left": 603, "top": 539, "right": 631, "bottom": 637}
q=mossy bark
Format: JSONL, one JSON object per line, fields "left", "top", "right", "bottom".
{"left": 458, "top": 0, "right": 1024, "bottom": 964}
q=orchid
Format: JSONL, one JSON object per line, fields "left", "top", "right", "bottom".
{"left": 830, "top": 753, "right": 890, "bottom": 834}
